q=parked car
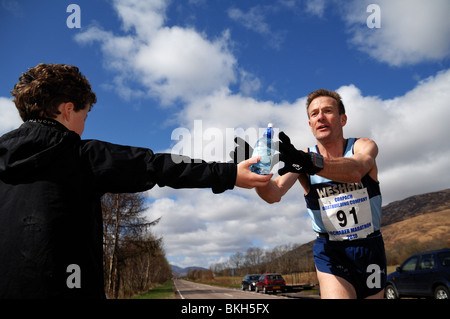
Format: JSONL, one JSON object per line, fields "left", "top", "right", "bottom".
{"left": 255, "top": 273, "right": 286, "bottom": 294}
{"left": 385, "top": 248, "right": 450, "bottom": 299}
{"left": 241, "top": 274, "right": 260, "bottom": 291}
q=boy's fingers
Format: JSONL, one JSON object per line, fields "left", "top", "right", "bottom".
{"left": 245, "top": 156, "right": 260, "bottom": 165}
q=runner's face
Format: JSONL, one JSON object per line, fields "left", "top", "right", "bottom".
{"left": 308, "top": 96, "right": 346, "bottom": 142}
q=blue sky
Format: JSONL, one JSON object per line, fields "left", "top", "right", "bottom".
{"left": 1, "top": 0, "right": 449, "bottom": 268}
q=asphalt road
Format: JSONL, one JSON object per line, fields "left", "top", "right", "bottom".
{"left": 174, "top": 279, "right": 289, "bottom": 299}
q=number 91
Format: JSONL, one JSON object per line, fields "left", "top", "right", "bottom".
{"left": 336, "top": 207, "right": 358, "bottom": 227}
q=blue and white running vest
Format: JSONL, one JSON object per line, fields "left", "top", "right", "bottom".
{"left": 304, "top": 138, "right": 382, "bottom": 241}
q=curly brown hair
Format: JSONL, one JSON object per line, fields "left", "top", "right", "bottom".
{"left": 10, "top": 63, "right": 97, "bottom": 121}
{"left": 306, "top": 88, "right": 345, "bottom": 118}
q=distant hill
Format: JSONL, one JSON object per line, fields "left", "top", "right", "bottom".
{"left": 381, "top": 188, "right": 450, "bottom": 227}
{"left": 171, "top": 265, "right": 208, "bottom": 277}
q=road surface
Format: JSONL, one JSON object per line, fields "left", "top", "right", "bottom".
{"left": 174, "top": 279, "right": 289, "bottom": 299}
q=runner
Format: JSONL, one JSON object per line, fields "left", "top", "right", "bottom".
{"left": 254, "top": 89, "right": 386, "bottom": 299}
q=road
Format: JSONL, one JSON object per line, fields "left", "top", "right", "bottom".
{"left": 174, "top": 279, "right": 289, "bottom": 299}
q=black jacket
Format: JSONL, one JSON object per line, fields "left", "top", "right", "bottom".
{"left": 0, "top": 119, "right": 236, "bottom": 298}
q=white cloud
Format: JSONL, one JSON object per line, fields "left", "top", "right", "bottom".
{"left": 342, "top": 0, "right": 450, "bottom": 66}
{"left": 239, "top": 70, "right": 261, "bottom": 96}
{"left": 114, "top": 0, "right": 166, "bottom": 39}
{"left": 227, "top": 5, "right": 286, "bottom": 50}
{"left": 75, "top": 0, "right": 237, "bottom": 105}
{"left": 305, "top": 0, "right": 326, "bottom": 18}
{"left": 228, "top": 6, "right": 271, "bottom": 35}
{"left": 0, "top": 97, "right": 22, "bottom": 135}
{"left": 134, "top": 27, "right": 236, "bottom": 104}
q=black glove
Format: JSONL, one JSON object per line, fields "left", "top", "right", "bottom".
{"left": 277, "top": 131, "right": 324, "bottom": 176}
{"left": 229, "top": 137, "right": 253, "bottom": 164}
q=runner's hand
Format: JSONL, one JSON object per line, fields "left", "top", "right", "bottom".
{"left": 277, "top": 131, "right": 323, "bottom": 176}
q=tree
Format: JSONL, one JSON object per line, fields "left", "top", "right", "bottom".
{"left": 101, "top": 192, "right": 170, "bottom": 298}
{"left": 229, "top": 252, "right": 245, "bottom": 270}
{"left": 245, "top": 247, "right": 264, "bottom": 269}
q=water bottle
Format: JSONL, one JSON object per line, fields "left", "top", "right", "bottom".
{"left": 250, "top": 123, "right": 274, "bottom": 175}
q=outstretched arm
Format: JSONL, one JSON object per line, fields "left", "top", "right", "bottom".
{"left": 318, "top": 138, "right": 378, "bottom": 183}
{"left": 254, "top": 172, "right": 300, "bottom": 203}
{"left": 277, "top": 132, "right": 378, "bottom": 184}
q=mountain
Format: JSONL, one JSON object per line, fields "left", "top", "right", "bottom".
{"left": 170, "top": 265, "right": 208, "bottom": 277}
{"left": 380, "top": 188, "right": 450, "bottom": 226}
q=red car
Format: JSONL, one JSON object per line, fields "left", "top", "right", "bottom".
{"left": 255, "top": 273, "right": 286, "bottom": 294}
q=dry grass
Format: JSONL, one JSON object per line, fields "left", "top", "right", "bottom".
{"left": 382, "top": 209, "right": 450, "bottom": 248}
{"left": 283, "top": 271, "right": 318, "bottom": 285}
{"left": 382, "top": 209, "right": 450, "bottom": 264}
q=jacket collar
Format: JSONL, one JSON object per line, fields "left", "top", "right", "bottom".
{"left": 26, "top": 118, "right": 69, "bottom": 132}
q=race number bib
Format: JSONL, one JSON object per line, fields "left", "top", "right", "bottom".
{"left": 319, "top": 188, "right": 373, "bottom": 241}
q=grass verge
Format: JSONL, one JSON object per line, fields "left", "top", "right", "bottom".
{"left": 131, "top": 280, "right": 175, "bottom": 299}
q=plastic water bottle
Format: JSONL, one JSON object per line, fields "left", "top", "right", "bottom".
{"left": 250, "top": 123, "right": 274, "bottom": 175}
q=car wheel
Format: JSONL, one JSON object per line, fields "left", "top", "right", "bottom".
{"left": 385, "top": 284, "right": 398, "bottom": 299}
{"left": 434, "top": 285, "right": 449, "bottom": 299}
{"left": 263, "top": 287, "right": 267, "bottom": 294}
{"left": 248, "top": 285, "right": 252, "bottom": 291}
{"left": 255, "top": 286, "right": 259, "bottom": 293}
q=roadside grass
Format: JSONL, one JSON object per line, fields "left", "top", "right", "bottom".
{"left": 131, "top": 280, "right": 175, "bottom": 299}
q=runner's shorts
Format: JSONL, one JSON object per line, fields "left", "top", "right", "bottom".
{"left": 313, "top": 232, "right": 387, "bottom": 298}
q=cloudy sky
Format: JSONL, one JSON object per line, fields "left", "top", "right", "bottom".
{"left": 1, "top": 0, "right": 449, "bottom": 268}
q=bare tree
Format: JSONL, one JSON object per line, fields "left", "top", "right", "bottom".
{"left": 244, "top": 247, "right": 264, "bottom": 269}
{"left": 229, "top": 252, "right": 245, "bottom": 270}
{"left": 101, "top": 192, "right": 170, "bottom": 298}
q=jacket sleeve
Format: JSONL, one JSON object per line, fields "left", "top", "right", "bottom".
{"left": 80, "top": 140, "right": 237, "bottom": 194}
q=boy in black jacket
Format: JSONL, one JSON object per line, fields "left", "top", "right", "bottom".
{"left": 0, "top": 63, "right": 271, "bottom": 298}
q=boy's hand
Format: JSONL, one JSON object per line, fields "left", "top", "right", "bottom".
{"left": 235, "top": 156, "right": 273, "bottom": 189}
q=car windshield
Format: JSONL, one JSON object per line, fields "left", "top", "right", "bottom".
{"left": 438, "top": 251, "right": 450, "bottom": 267}
{"left": 249, "top": 275, "right": 259, "bottom": 280}
{"left": 402, "top": 256, "right": 418, "bottom": 271}
{"left": 267, "top": 275, "right": 283, "bottom": 280}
